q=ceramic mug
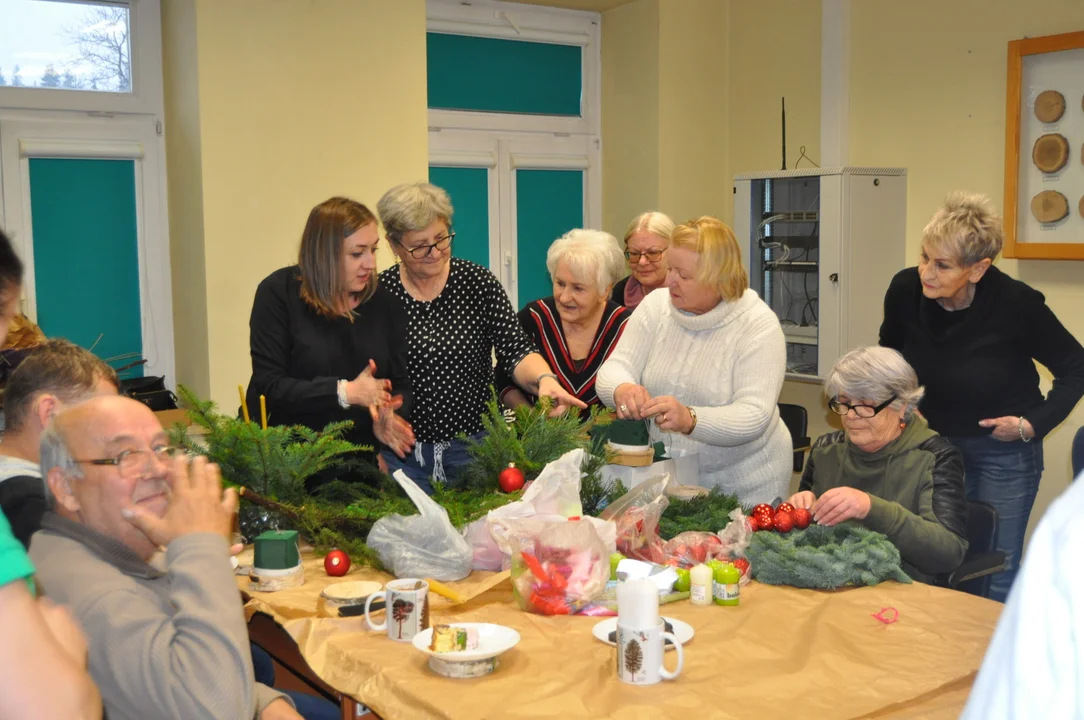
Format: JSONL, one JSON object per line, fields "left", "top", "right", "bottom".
{"left": 616, "top": 618, "right": 684, "bottom": 685}
{"left": 365, "top": 578, "right": 430, "bottom": 642}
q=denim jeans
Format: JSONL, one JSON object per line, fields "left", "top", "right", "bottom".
{"left": 251, "top": 643, "right": 344, "bottom": 720}
{"left": 380, "top": 432, "right": 486, "bottom": 494}
{"left": 947, "top": 434, "right": 1044, "bottom": 603}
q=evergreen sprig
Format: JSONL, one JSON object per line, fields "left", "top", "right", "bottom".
{"left": 658, "top": 488, "right": 745, "bottom": 539}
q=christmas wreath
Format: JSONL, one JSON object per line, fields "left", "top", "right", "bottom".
{"left": 746, "top": 522, "right": 912, "bottom": 589}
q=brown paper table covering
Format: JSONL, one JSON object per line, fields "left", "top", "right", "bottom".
{"left": 238, "top": 556, "right": 1001, "bottom": 720}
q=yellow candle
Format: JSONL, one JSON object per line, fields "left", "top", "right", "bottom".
{"left": 238, "top": 385, "right": 250, "bottom": 423}
{"left": 260, "top": 395, "right": 268, "bottom": 430}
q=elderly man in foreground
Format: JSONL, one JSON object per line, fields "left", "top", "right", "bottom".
{"left": 29, "top": 395, "right": 301, "bottom": 720}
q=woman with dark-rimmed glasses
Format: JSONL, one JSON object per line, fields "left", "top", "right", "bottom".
{"left": 376, "top": 182, "right": 585, "bottom": 493}
{"left": 788, "top": 346, "right": 968, "bottom": 583}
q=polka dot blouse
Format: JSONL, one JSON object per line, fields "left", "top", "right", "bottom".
{"left": 379, "top": 258, "right": 536, "bottom": 443}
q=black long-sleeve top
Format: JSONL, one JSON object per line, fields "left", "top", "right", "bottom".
{"left": 879, "top": 265, "right": 1084, "bottom": 440}
{"left": 246, "top": 266, "right": 412, "bottom": 458}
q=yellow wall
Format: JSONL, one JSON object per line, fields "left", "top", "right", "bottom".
{"left": 162, "top": 0, "right": 429, "bottom": 406}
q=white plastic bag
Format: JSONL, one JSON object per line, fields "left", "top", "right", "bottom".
{"left": 366, "top": 470, "right": 473, "bottom": 581}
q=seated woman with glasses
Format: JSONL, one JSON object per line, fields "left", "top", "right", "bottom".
{"left": 376, "top": 182, "right": 586, "bottom": 493}
{"left": 787, "top": 346, "right": 969, "bottom": 582}
{"left": 612, "top": 211, "right": 674, "bottom": 310}
{"left": 496, "top": 229, "right": 630, "bottom": 415}
{"left": 246, "top": 197, "right": 415, "bottom": 490}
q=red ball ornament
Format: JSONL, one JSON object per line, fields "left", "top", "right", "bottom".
{"left": 773, "top": 511, "right": 795, "bottom": 533}
{"left": 752, "top": 503, "right": 774, "bottom": 518}
{"left": 324, "top": 549, "right": 351, "bottom": 576}
{"left": 732, "top": 558, "right": 751, "bottom": 576}
{"left": 776, "top": 502, "right": 795, "bottom": 515}
{"left": 792, "top": 508, "right": 813, "bottom": 529}
{"left": 498, "top": 463, "right": 525, "bottom": 493}
{"left": 755, "top": 514, "right": 775, "bottom": 531}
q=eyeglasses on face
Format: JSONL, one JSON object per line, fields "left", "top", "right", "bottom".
{"left": 74, "top": 445, "right": 184, "bottom": 478}
{"left": 624, "top": 248, "right": 665, "bottom": 263}
{"left": 393, "top": 231, "right": 455, "bottom": 259}
{"left": 828, "top": 395, "right": 898, "bottom": 419}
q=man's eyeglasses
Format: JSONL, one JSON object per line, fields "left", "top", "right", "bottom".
{"left": 74, "top": 446, "right": 183, "bottom": 478}
{"left": 624, "top": 249, "right": 665, "bottom": 263}
{"left": 828, "top": 395, "right": 897, "bottom": 419}
{"left": 393, "top": 232, "right": 455, "bottom": 259}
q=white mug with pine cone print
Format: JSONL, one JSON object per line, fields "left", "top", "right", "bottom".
{"left": 616, "top": 619, "right": 684, "bottom": 685}
{"left": 365, "top": 578, "right": 430, "bottom": 642}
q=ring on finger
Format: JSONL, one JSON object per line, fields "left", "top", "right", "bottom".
{"left": 619, "top": 404, "right": 628, "bottom": 413}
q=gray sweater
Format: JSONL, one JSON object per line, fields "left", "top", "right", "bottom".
{"left": 29, "top": 513, "right": 289, "bottom": 720}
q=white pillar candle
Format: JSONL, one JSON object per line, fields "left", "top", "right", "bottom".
{"left": 617, "top": 577, "right": 659, "bottom": 629}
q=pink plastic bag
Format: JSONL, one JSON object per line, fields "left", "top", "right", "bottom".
{"left": 511, "top": 520, "right": 609, "bottom": 615}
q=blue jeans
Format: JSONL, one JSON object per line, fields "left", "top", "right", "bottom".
{"left": 947, "top": 434, "right": 1044, "bottom": 603}
{"left": 381, "top": 432, "right": 485, "bottom": 494}
{"left": 251, "top": 643, "right": 342, "bottom": 720}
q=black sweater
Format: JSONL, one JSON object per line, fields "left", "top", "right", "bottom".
{"left": 879, "top": 266, "right": 1084, "bottom": 439}
{"left": 246, "top": 266, "right": 412, "bottom": 459}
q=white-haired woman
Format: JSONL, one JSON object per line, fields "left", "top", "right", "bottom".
{"left": 789, "top": 346, "right": 969, "bottom": 582}
{"left": 498, "top": 229, "right": 630, "bottom": 413}
{"left": 612, "top": 211, "right": 675, "bottom": 310}
{"left": 880, "top": 193, "right": 1084, "bottom": 599}
{"left": 376, "top": 182, "right": 586, "bottom": 493}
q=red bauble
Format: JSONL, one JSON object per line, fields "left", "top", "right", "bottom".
{"left": 324, "top": 549, "right": 351, "bottom": 576}
{"left": 732, "top": 558, "right": 751, "bottom": 576}
{"left": 498, "top": 463, "right": 525, "bottom": 493}
{"left": 745, "top": 516, "right": 758, "bottom": 533}
{"left": 755, "top": 514, "right": 775, "bottom": 531}
{"left": 773, "top": 511, "right": 795, "bottom": 533}
{"left": 776, "top": 502, "right": 795, "bottom": 515}
{"left": 792, "top": 508, "right": 813, "bottom": 529}
{"left": 752, "top": 503, "right": 774, "bottom": 518}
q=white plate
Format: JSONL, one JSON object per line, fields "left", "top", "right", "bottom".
{"left": 412, "top": 623, "right": 521, "bottom": 663}
{"left": 321, "top": 580, "right": 382, "bottom": 602}
{"left": 592, "top": 616, "right": 694, "bottom": 651}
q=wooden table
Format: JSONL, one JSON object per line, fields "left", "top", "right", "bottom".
{"left": 237, "top": 553, "right": 1002, "bottom": 720}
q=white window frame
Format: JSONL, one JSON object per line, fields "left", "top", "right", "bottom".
{"left": 0, "top": 109, "right": 175, "bottom": 387}
{"left": 426, "top": 0, "right": 601, "bottom": 138}
{"left": 0, "top": 0, "right": 165, "bottom": 116}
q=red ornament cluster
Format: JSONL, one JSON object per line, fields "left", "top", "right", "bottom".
{"left": 749, "top": 503, "right": 812, "bottom": 535}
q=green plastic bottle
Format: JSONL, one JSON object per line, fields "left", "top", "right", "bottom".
{"left": 713, "top": 562, "right": 741, "bottom": 606}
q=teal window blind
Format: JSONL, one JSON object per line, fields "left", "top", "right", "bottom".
{"left": 28, "top": 158, "right": 143, "bottom": 375}
{"left": 427, "top": 32, "right": 582, "bottom": 116}
{"left": 515, "top": 169, "right": 584, "bottom": 307}
{"left": 428, "top": 166, "right": 491, "bottom": 269}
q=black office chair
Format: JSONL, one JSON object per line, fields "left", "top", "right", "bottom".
{"left": 937, "top": 500, "right": 1006, "bottom": 598}
{"left": 778, "top": 403, "right": 810, "bottom": 473}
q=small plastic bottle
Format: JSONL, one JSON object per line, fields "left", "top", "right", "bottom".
{"left": 689, "top": 563, "right": 713, "bottom": 606}
{"left": 713, "top": 562, "right": 740, "bottom": 606}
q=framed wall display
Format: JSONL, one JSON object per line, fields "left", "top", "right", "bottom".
{"left": 1004, "top": 30, "right": 1084, "bottom": 259}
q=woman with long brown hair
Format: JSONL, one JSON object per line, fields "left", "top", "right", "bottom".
{"left": 246, "top": 197, "right": 414, "bottom": 486}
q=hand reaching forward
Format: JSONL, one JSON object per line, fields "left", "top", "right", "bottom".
{"left": 122, "top": 455, "right": 237, "bottom": 547}
{"left": 371, "top": 395, "right": 415, "bottom": 459}
{"left": 346, "top": 359, "right": 392, "bottom": 408}
{"left": 812, "top": 486, "right": 871, "bottom": 527}
{"left": 787, "top": 490, "right": 816, "bottom": 510}
{"left": 537, "top": 376, "right": 588, "bottom": 417}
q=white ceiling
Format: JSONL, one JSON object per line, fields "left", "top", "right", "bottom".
{"left": 500, "top": 0, "right": 639, "bottom": 13}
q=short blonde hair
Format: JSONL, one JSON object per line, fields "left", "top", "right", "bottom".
{"left": 378, "top": 182, "right": 453, "bottom": 241}
{"left": 546, "top": 229, "right": 625, "bottom": 295}
{"left": 623, "top": 211, "right": 675, "bottom": 245}
{"left": 670, "top": 216, "right": 748, "bottom": 302}
{"left": 922, "top": 192, "right": 1003, "bottom": 265}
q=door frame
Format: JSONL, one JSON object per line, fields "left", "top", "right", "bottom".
{"left": 0, "top": 110, "right": 175, "bottom": 386}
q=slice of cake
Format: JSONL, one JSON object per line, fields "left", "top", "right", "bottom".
{"left": 429, "top": 625, "right": 480, "bottom": 653}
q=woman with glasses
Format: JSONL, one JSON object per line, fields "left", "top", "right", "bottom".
{"left": 377, "top": 182, "right": 586, "bottom": 493}
{"left": 611, "top": 211, "right": 674, "bottom": 310}
{"left": 496, "top": 229, "right": 629, "bottom": 414}
{"left": 880, "top": 193, "right": 1084, "bottom": 600}
{"left": 246, "top": 197, "right": 415, "bottom": 489}
{"left": 788, "top": 346, "right": 968, "bottom": 582}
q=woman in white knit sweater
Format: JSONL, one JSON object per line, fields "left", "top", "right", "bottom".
{"left": 596, "top": 216, "right": 792, "bottom": 506}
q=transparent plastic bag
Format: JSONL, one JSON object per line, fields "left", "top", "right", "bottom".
{"left": 714, "top": 508, "right": 754, "bottom": 585}
{"left": 366, "top": 470, "right": 473, "bottom": 581}
{"left": 600, "top": 474, "right": 670, "bottom": 564}
{"left": 511, "top": 519, "right": 609, "bottom": 615}
{"left": 659, "top": 531, "right": 726, "bottom": 567}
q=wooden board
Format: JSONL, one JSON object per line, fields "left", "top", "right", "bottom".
{"left": 1035, "top": 89, "right": 1066, "bottom": 122}
{"left": 1032, "top": 133, "right": 1070, "bottom": 173}
{"left": 1030, "top": 190, "right": 1070, "bottom": 223}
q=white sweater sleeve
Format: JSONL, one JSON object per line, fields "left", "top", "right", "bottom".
{"left": 596, "top": 298, "right": 659, "bottom": 407}
{"left": 689, "top": 310, "right": 786, "bottom": 447}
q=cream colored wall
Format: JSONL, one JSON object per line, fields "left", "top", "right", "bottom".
{"left": 849, "top": 0, "right": 1084, "bottom": 539}
{"left": 162, "top": 0, "right": 429, "bottom": 408}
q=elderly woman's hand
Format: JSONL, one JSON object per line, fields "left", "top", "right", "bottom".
{"left": 613, "top": 383, "right": 652, "bottom": 420}
{"left": 641, "top": 395, "right": 695, "bottom": 434}
{"left": 787, "top": 491, "right": 816, "bottom": 510}
{"left": 538, "top": 376, "right": 588, "bottom": 416}
{"left": 979, "top": 415, "right": 1035, "bottom": 442}
{"left": 812, "top": 487, "right": 872, "bottom": 526}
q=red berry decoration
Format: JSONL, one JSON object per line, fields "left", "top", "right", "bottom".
{"left": 498, "top": 463, "right": 525, "bottom": 493}
{"left": 776, "top": 502, "right": 795, "bottom": 515}
{"left": 792, "top": 508, "right": 813, "bottom": 529}
{"left": 324, "top": 549, "right": 351, "bottom": 577}
{"left": 773, "top": 511, "right": 795, "bottom": 533}
{"left": 732, "top": 558, "right": 751, "bottom": 576}
{"left": 756, "top": 513, "right": 775, "bottom": 531}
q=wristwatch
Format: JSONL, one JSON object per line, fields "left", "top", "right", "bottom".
{"left": 683, "top": 406, "right": 698, "bottom": 435}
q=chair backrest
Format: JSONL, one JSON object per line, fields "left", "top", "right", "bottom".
{"left": 1073, "top": 426, "right": 1084, "bottom": 480}
{"left": 963, "top": 500, "right": 999, "bottom": 556}
{"left": 777, "top": 403, "right": 810, "bottom": 472}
